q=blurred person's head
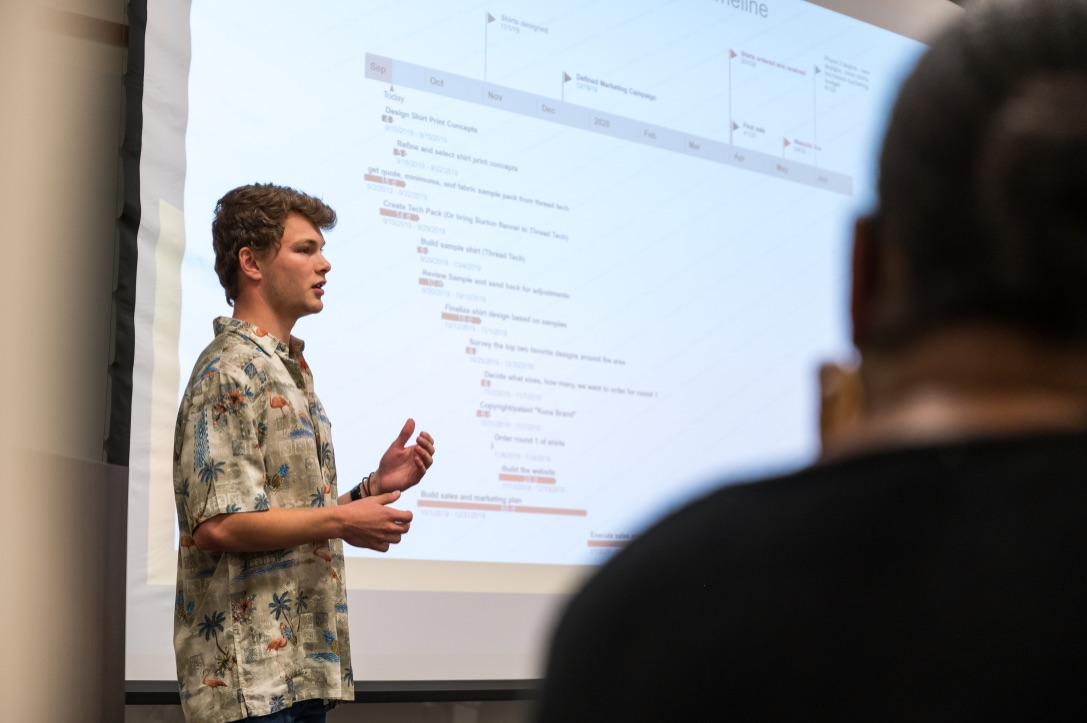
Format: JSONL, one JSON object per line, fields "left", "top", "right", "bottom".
{"left": 856, "top": 0, "right": 1087, "bottom": 352}
{"left": 212, "top": 183, "right": 337, "bottom": 306}
{"left": 838, "top": 0, "right": 1087, "bottom": 453}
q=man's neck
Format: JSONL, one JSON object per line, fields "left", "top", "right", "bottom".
{"left": 824, "top": 327, "right": 1087, "bottom": 459}
{"left": 231, "top": 298, "right": 293, "bottom": 345}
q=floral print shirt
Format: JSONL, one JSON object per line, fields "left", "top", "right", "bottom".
{"left": 173, "top": 317, "right": 352, "bottom": 723}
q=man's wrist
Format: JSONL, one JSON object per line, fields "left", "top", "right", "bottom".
{"left": 349, "top": 477, "right": 366, "bottom": 501}
{"left": 349, "top": 472, "right": 378, "bottom": 501}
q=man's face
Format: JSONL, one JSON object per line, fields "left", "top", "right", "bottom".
{"left": 254, "top": 212, "right": 331, "bottom": 324}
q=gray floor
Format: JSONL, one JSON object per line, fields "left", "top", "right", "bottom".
{"left": 126, "top": 701, "right": 534, "bottom": 722}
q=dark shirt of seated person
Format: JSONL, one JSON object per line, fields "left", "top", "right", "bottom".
{"left": 535, "top": 1, "right": 1087, "bottom": 720}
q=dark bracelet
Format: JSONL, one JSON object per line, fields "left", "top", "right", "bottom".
{"left": 349, "top": 478, "right": 365, "bottom": 501}
{"left": 350, "top": 473, "right": 375, "bottom": 501}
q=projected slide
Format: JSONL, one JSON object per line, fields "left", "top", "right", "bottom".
{"left": 128, "top": 0, "right": 955, "bottom": 686}
{"left": 178, "top": 0, "right": 924, "bottom": 570}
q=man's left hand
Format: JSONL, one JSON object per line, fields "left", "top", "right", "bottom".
{"left": 372, "top": 418, "right": 435, "bottom": 495}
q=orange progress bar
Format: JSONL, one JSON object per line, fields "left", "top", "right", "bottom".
{"left": 587, "top": 539, "right": 628, "bottom": 548}
{"left": 379, "top": 208, "right": 420, "bottom": 221}
{"left": 364, "top": 173, "right": 407, "bottom": 187}
{"left": 499, "top": 473, "right": 557, "bottom": 485}
{"left": 441, "top": 312, "right": 482, "bottom": 324}
{"left": 418, "top": 499, "right": 586, "bottom": 516}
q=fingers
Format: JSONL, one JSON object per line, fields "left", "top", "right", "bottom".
{"left": 383, "top": 520, "right": 411, "bottom": 541}
{"left": 368, "top": 516, "right": 410, "bottom": 549}
{"left": 413, "top": 446, "right": 434, "bottom": 471}
{"left": 413, "top": 430, "right": 436, "bottom": 470}
{"left": 371, "top": 489, "right": 402, "bottom": 505}
{"left": 368, "top": 490, "right": 415, "bottom": 522}
{"left": 368, "top": 495, "right": 413, "bottom": 523}
{"left": 343, "top": 513, "right": 412, "bottom": 550}
{"left": 388, "top": 507, "right": 414, "bottom": 524}
{"left": 349, "top": 519, "right": 408, "bottom": 550}
{"left": 355, "top": 492, "right": 413, "bottom": 522}
{"left": 392, "top": 417, "right": 416, "bottom": 448}
{"left": 415, "top": 430, "right": 435, "bottom": 453}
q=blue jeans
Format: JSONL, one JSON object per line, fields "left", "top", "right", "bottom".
{"left": 246, "top": 698, "right": 327, "bottom": 722}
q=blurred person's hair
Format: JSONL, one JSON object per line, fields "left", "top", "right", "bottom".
{"left": 865, "top": 0, "right": 1087, "bottom": 350}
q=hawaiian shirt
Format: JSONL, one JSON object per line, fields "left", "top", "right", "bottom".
{"left": 173, "top": 317, "right": 352, "bottom": 723}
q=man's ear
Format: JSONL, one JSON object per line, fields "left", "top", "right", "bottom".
{"left": 850, "top": 215, "right": 879, "bottom": 349}
{"left": 237, "top": 247, "right": 263, "bottom": 284}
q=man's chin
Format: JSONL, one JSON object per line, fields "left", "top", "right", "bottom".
{"left": 294, "top": 302, "right": 324, "bottom": 319}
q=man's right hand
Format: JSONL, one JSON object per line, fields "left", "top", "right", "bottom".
{"left": 340, "top": 490, "right": 413, "bottom": 552}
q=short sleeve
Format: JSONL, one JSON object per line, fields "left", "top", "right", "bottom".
{"left": 175, "top": 366, "right": 268, "bottom": 530}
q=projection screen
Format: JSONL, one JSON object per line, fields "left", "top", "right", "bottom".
{"left": 127, "top": 0, "right": 962, "bottom": 686}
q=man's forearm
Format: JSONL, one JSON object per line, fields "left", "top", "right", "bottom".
{"left": 193, "top": 506, "right": 346, "bottom": 553}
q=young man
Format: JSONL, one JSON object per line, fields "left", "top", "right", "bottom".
{"left": 536, "top": 0, "right": 1087, "bottom": 720}
{"left": 173, "top": 184, "right": 435, "bottom": 722}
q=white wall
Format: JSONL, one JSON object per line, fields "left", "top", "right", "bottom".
{"left": 0, "top": 0, "right": 128, "bottom": 719}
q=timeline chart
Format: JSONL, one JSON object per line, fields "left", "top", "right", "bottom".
{"left": 175, "top": 0, "right": 933, "bottom": 572}
{"left": 365, "top": 53, "right": 853, "bottom": 196}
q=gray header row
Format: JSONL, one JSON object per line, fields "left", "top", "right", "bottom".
{"left": 366, "top": 53, "right": 852, "bottom": 196}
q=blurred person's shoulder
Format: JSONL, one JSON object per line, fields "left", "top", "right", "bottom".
{"left": 579, "top": 431, "right": 1087, "bottom": 600}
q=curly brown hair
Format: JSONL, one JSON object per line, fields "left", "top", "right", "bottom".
{"left": 211, "top": 183, "right": 337, "bottom": 305}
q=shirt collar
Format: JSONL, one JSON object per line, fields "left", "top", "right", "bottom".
{"left": 213, "top": 316, "right": 306, "bottom": 360}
